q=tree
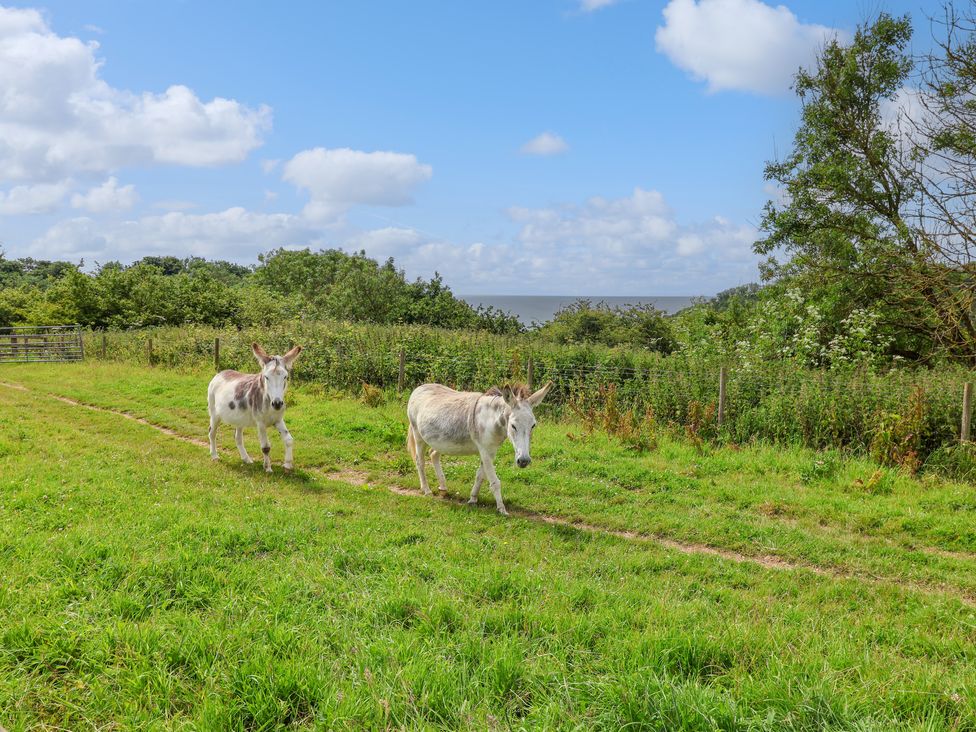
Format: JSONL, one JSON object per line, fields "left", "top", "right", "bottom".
{"left": 756, "top": 12, "right": 976, "bottom": 361}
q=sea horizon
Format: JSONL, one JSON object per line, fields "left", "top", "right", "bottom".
{"left": 459, "top": 294, "right": 702, "bottom": 325}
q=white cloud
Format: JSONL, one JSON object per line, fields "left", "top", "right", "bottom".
{"left": 30, "top": 207, "right": 316, "bottom": 263}
{"left": 509, "top": 187, "right": 676, "bottom": 245}
{"left": 676, "top": 234, "right": 705, "bottom": 256}
{"left": 261, "top": 158, "right": 280, "bottom": 174}
{"left": 520, "top": 132, "right": 569, "bottom": 156}
{"left": 70, "top": 176, "right": 137, "bottom": 212}
{"left": 282, "top": 147, "right": 433, "bottom": 223}
{"left": 579, "top": 0, "right": 617, "bottom": 11}
{"left": 762, "top": 181, "right": 790, "bottom": 207}
{"left": 655, "top": 0, "right": 841, "bottom": 94}
{"left": 0, "top": 6, "right": 271, "bottom": 184}
{"left": 341, "top": 188, "right": 759, "bottom": 294}
{"left": 501, "top": 188, "right": 757, "bottom": 292}
{"left": 20, "top": 186, "right": 760, "bottom": 294}
{"left": 0, "top": 181, "right": 70, "bottom": 214}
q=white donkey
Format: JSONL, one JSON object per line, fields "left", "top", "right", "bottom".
{"left": 208, "top": 342, "right": 303, "bottom": 472}
{"left": 406, "top": 381, "right": 553, "bottom": 515}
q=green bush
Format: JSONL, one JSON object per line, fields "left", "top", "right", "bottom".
{"left": 537, "top": 299, "right": 675, "bottom": 352}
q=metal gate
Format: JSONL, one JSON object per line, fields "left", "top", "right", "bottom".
{"left": 0, "top": 325, "right": 84, "bottom": 363}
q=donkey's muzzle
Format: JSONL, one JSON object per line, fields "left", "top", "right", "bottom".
{"left": 272, "top": 399, "right": 284, "bottom": 410}
{"left": 516, "top": 457, "right": 531, "bottom": 468}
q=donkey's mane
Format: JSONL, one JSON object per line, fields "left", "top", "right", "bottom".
{"left": 484, "top": 383, "right": 531, "bottom": 399}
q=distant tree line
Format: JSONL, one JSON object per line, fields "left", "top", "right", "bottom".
{"left": 0, "top": 249, "right": 522, "bottom": 334}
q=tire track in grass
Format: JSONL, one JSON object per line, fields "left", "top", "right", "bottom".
{"left": 5, "top": 379, "right": 976, "bottom": 606}
{"left": 385, "top": 484, "right": 834, "bottom": 574}
{"left": 386, "top": 484, "right": 976, "bottom": 606}
{"left": 1, "top": 380, "right": 209, "bottom": 448}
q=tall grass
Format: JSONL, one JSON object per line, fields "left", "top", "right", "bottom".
{"left": 84, "top": 322, "right": 976, "bottom": 466}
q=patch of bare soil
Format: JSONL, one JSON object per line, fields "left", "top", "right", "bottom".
{"left": 322, "top": 469, "right": 369, "bottom": 485}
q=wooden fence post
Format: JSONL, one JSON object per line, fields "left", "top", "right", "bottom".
{"left": 147, "top": 338, "right": 153, "bottom": 366}
{"left": 398, "top": 348, "right": 406, "bottom": 392}
{"left": 717, "top": 366, "right": 727, "bottom": 428}
{"left": 527, "top": 357, "right": 534, "bottom": 391}
{"left": 962, "top": 382, "right": 973, "bottom": 443}
{"left": 214, "top": 337, "right": 220, "bottom": 372}
{"left": 101, "top": 333, "right": 107, "bottom": 359}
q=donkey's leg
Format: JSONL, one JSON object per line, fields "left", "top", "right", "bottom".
{"left": 235, "top": 427, "right": 253, "bottom": 464}
{"left": 478, "top": 449, "right": 508, "bottom": 516}
{"left": 257, "top": 423, "right": 273, "bottom": 473}
{"left": 275, "top": 419, "right": 295, "bottom": 470}
{"left": 430, "top": 450, "right": 448, "bottom": 492}
{"left": 467, "top": 465, "right": 485, "bottom": 505}
{"left": 208, "top": 414, "right": 220, "bottom": 460}
{"left": 410, "top": 423, "right": 432, "bottom": 495}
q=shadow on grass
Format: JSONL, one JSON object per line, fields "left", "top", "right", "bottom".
{"left": 219, "top": 460, "right": 322, "bottom": 490}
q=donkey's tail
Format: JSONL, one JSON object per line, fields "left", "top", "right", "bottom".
{"left": 406, "top": 422, "right": 416, "bottom": 460}
{"left": 207, "top": 378, "right": 218, "bottom": 418}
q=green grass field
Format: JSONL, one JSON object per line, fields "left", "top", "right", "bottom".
{"left": 3, "top": 362, "right": 976, "bottom": 730}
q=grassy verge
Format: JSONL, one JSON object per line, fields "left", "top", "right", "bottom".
{"left": 2, "top": 362, "right": 976, "bottom": 729}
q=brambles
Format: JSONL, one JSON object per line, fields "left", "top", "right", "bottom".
{"left": 684, "top": 400, "right": 717, "bottom": 454}
{"left": 360, "top": 383, "right": 385, "bottom": 407}
{"left": 568, "top": 383, "right": 658, "bottom": 452}
{"left": 869, "top": 387, "right": 925, "bottom": 473}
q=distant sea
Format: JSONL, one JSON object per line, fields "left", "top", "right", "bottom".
{"left": 459, "top": 295, "right": 699, "bottom": 325}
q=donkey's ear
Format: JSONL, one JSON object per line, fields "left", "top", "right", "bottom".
{"left": 251, "top": 342, "right": 272, "bottom": 366}
{"left": 527, "top": 381, "right": 553, "bottom": 407}
{"left": 282, "top": 344, "right": 303, "bottom": 368}
{"left": 500, "top": 385, "right": 519, "bottom": 408}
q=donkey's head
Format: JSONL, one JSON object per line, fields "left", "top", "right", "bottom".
{"left": 501, "top": 382, "right": 553, "bottom": 468}
{"left": 252, "top": 342, "right": 303, "bottom": 410}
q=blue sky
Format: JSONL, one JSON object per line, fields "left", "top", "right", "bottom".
{"left": 0, "top": 0, "right": 929, "bottom": 295}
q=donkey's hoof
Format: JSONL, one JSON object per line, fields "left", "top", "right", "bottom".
{"left": 466, "top": 498, "right": 478, "bottom": 506}
{"left": 265, "top": 467, "right": 273, "bottom": 474}
{"left": 242, "top": 458, "right": 254, "bottom": 465}
{"left": 437, "top": 485, "right": 447, "bottom": 493}
{"left": 283, "top": 464, "right": 294, "bottom": 472}
{"left": 210, "top": 455, "right": 220, "bottom": 461}
{"left": 497, "top": 507, "right": 510, "bottom": 516}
